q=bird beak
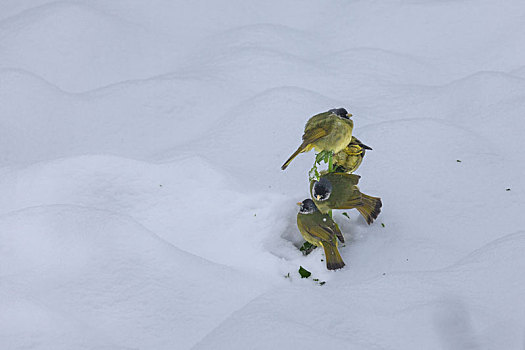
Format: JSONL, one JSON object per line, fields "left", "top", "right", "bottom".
{"left": 296, "top": 202, "right": 302, "bottom": 206}
{"left": 347, "top": 113, "right": 353, "bottom": 118}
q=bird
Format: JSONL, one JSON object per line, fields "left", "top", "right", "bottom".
{"left": 333, "top": 136, "right": 372, "bottom": 174}
{"left": 281, "top": 108, "right": 354, "bottom": 170}
{"left": 310, "top": 172, "right": 382, "bottom": 225}
{"left": 296, "top": 199, "right": 345, "bottom": 270}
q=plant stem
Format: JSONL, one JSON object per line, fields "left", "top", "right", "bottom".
{"left": 328, "top": 151, "right": 334, "bottom": 217}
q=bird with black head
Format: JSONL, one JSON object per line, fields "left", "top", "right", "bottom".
{"left": 310, "top": 172, "right": 382, "bottom": 225}
{"left": 296, "top": 199, "right": 345, "bottom": 270}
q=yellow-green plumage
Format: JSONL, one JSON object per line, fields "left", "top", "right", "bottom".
{"left": 310, "top": 172, "right": 382, "bottom": 225}
{"left": 333, "top": 136, "right": 371, "bottom": 174}
{"left": 281, "top": 109, "right": 353, "bottom": 170}
{"left": 297, "top": 200, "right": 345, "bottom": 270}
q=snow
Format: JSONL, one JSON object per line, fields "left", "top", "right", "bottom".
{"left": 1, "top": 1, "right": 524, "bottom": 349}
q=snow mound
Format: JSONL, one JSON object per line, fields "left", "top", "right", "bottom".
{"left": 0, "top": 2, "right": 180, "bottom": 91}
{"left": 0, "top": 205, "right": 267, "bottom": 349}
{"left": 204, "top": 23, "right": 322, "bottom": 58}
{"left": 0, "top": 154, "right": 297, "bottom": 273}
{"left": 0, "top": 69, "right": 249, "bottom": 165}
{"left": 193, "top": 231, "right": 525, "bottom": 350}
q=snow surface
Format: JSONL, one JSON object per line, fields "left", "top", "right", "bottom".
{"left": 1, "top": 1, "right": 525, "bottom": 349}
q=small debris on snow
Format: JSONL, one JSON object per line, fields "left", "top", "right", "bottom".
{"left": 298, "top": 266, "right": 311, "bottom": 278}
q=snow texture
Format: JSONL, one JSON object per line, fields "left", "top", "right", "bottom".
{"left": 1, "top": 1, "right": 525, "bottom": 349}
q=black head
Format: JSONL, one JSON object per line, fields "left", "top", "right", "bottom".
{"left": 299, "top": 199, "right": 318, "bottom": 214}
{"left": 312, "top": 177, "right": 332, "bottom": 201}
{"left": 329, "top": 108, "right": 351, "bottom": 119}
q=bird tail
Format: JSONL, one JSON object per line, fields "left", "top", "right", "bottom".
{"left": 356, "top": 193, "right": 382, "bottom": 225}
{"left": 281, "top": 141, "right": 310, "bottom": 170}
{"left": 321, "top": 242, "right": 345, "bottom": 270}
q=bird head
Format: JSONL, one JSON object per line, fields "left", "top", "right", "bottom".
{"left": 329, "top": 107, "right": 352, "bottom": 119}
{"left": 312, "top": 177, "right": 332, "bottom": 201}
{"left": 298, "top": 199, "right": 318, "bottom": 214}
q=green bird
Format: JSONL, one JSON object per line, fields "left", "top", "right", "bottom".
{"left": 296, "top": 199, "right": 345, "bottom": 270}
{"left": 310, "top": 172, "right": 382, "bottom": 225}
{"left": 281, "top": 108, "right": 354, "bottom": 170}
{"left": 333, "top": 136, "right": 372, "bottom": 174}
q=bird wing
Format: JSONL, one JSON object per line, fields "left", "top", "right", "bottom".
{"left": 327, "top": 220, "right": 345, "bottom": 243}
{"left": 301, "top": 126, "right": 328, "bottom": 146}
{"left": 351, "top": 137, "right": 373, "bottom": 150}
{"left": 338, "top": 194, "right": 364, "bottom": 209}
{"left": 343, "top": 145, "right": 364, "bottom": 156}
{"left": 302, "top": 112, "right": 337, "bottom": 145}
{"left": 306, "top": 223, "right": 337, "bottom": 244}
{"left": 325, "top": 172, "right": 361, "bottom": 186}
{"left": 321, "top": 172, "right": 364, "bottom": 209}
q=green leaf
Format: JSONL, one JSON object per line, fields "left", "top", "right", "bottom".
{"left": 342, "top": 212, "right": 350, "bottom": 220}
{"left": 299, "top": 241, "right": 313, "bottom": 251}
{"left": 315, "top": 152, "right": 325, "bottom": 164}
{"left": 300, "top": 241, "right": 316, "bottom": 255}
{"left": 308, "top": 164, "right": 320, "bottom": 182}
{"left": 315, "top": 150, "right": 333, "bottom": 165}
{"left": 456, "top": 159, "right": 462, "bottom": 163}
{"left": 319, "top": 281, "right": 326, "bottom": 286}
{"left": 381, "top": 223, "right": 385, "bottom": 227}
{"left": 298, "top": 266, "right": 311, "bottom": 278}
